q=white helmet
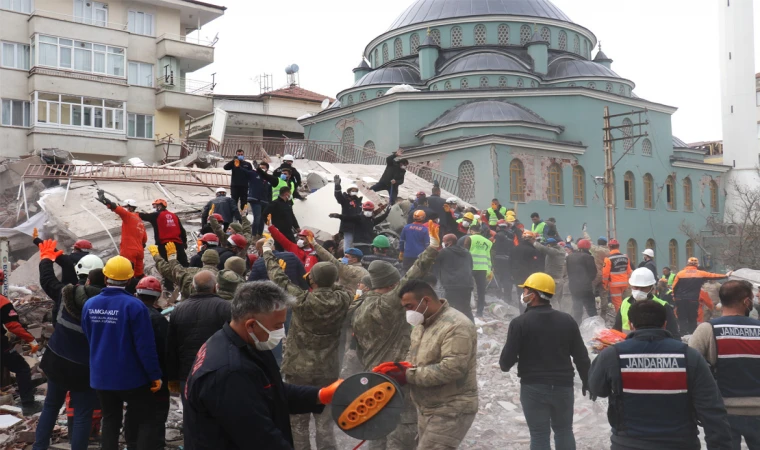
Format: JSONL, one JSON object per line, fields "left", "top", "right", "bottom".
{"left": 76, "top": 254, "right": 104, "bottom": 277}
{"left": 283, "top": 154, "right": 294, "bottom": 162}
{"left": 629, "top": 267, "right": 656, "bottom": 287}
{"left": 122, "top": 199, "right": 137, "bottom": 208}
{"left": 346, "top": 184, "right": 359, "bottom": 193}
{"left": 215, "top": 187, "right": 227, "bottom": 194}
{"left": 642, "top": 248, "right": 654, "bottom": 258}
{"left": 446, "top": 197, "right": 458, "bottom": 204}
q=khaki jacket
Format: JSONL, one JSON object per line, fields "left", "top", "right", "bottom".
{"left": 584, "top": 231, "right": 610, "bottom": 283}
{"left": 407, "top": 301, "right": 478, "bottom": 415}
{"left": 153, "top": 255, "right": 220, "bottom": 300}
{"left": 210, "top": 215, "right": 253, "bottom": 260}
{"left": 314, "top": 243, "right": 368, "bottom": 293}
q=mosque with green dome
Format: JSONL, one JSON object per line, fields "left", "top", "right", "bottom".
{"left": 299, "top": 0, "right": 729, "bottom": 269}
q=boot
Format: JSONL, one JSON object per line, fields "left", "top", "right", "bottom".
{"left": 22, "top": 401, "right": 42, "bottom": 416}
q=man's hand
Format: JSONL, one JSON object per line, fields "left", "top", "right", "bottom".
{"left": 582, "top": 222, "right": 587, "bottom": 232}
{"left": 582, "top": 382, "right": 597, "bottom": 401}
{"left": 241, "top": 204, "right": 249, "bottom": 215}
{"left": 168, "top": 380, "right": 181, "bottom": 394}
{"left": 566, "top": 235, "right": 573, "bottom": 243}
{"left": 151, "top": 379, "right": 163, "bottom": 393}
{"left": 487, "top": 272, "right": 493, "bottom": 283}
{"left": 165, "top": 242, "right": 177, "bottom": 261}
{"left": 208, "top": 204, "right": 215, "bottom": 217}
{"left": 29, "top": 340, "right": 40, "bottom": 354}
{"left": 306, "top": 233, "right": 315, "bottom": 246}
{"left": 329, "top": 213, "right": 340, "bottom": 219}
{"left": 32, "top": 228, "right": 38, "bottom": 239}
{"left": 266, "top": 214, "right": 272, "bottom": 226}
{"left": 428, "top": 220, "right": 440, "bottom": 248}
{"left": 372, "top": 362, "right": 412, "bottom": 386}
{"left": 333, "top": 175, "right": 341, "bottom": 185}
{"left": 148, "top": 245, "right": 159, "bottom": 257}
{"left": 39, "top": 239, "right": 63, "bottom": 261}
{"left": 318, "top": 379, "right": 343, "bottom": 405}
{"left": 398, "top": 252, "right": 404, "bottom": 261}
{"left": 262, "top": 238, "right": 275, "bottom": 253}
{"left": 443, "top": 204, "right": 450, "bottom": 213}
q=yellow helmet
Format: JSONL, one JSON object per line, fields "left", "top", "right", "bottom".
{"left": 463, "top": 212, "right": 475, "bottom": 221}
{"left": 519, "top": 272, "right": 556, "bottom": 295}
{"left": 103, "top": 255, "right": 134, "bottom": 281}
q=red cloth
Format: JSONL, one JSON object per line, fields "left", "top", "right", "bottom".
{"left": 268, "top": 226, "right": 318, "bottom": 273}
{"left": 156, "top": 210, "right": 183, "bottom": 244}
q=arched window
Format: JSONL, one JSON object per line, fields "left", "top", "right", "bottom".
{"left": 418, "top": 166, "right": 433, "bottom": 182}
{"left": 444, "top": 80, "right": 452, "bottom": 90}
{"left": 710, "top": 180, "right": 719, "bottom": 212}
{"left": 394, "top": 38, "right": 403, "bottom": 58}
{"left": 573, "top": 165, "right": 585, "bottom": 205}
{"left": 359, "top": 92, "right": 367, "bottom": 102}
{"left": 669, "top": 239, "right": 679, "bottom": 269}
{"left": 431, "top": 84, "right": 438, "bottom": 91}
{"left": 364, "top": 140, "right": 376, "bottom": 157}
{"left": 520, "top": 25, "right": 532, "bottom": 45}
{"left": 474, "top": 24, "right": 486, "bottom": 45}
{"left": 573, "top": 34, "right": 580, "bottom": 53}
{"left": 558, "top": 30, "right": 567, "bottom": 50}
{"left": 588, "top": 82, "right": 596, "bottom": 90}
{"left": 510, "top": 159, "right": 526, "bottom": 202}
{"left": 686, "top": 239, "right": 695, "bottom": 259}
{"left": 530, "top": 80, "right": 536, "bottom": 88}
{"left": 643, "top": 173, "right": 654, "bottom": 209}
{"left": 619, "top": 84, "right": 626, "bottom": 96}
{"left": 646, "top": 239, "right": 656, "bottom": 253}
{"left": 683, "top": 177, "right": 693, "bottom": 212}
{"left": 627, "top": 239, "right": 638, "bottom": 267}
{"left": 516, "top": 77, "right": 524, "bottom": 88}
{"left": 451, "top": 26, "right": 463, "bottom": 47}
{"left": 346, "top": 94, "right": 354, "bottom": 105}
{"left": 458, "top": 160, "right": 476, "bottom": 202}
{"left": 605, "top": 82, "right": 612, "bottom": 93}
{"left": 547, "top": 163, "right": 563, "bottom": 204}
{"left": 430, "top": 29, "right": 441, "bottom": 46}
{"left": 479, "top": 76, "right": 489, "bottom": 88}
{"left": 623, "top": 118, "right": 633, "bottom": 152}
{"left": 498, "top": 24, "right": 510, "bottom": 45}
{"left": 410, "top": 33, "right": 420, "bottom": 54}
{"left": 460, "top": 78, "right": 469, "bottom": 89}
{"left": 540, "top": 26, "right": 551, "bottom": 43}
{"left": 382, "top": 43, "right": 389, "bottom": 64}
{"left": 374, "top": 49, "right": 379, "bottom": 67}
{"left": 624, "top": 171, "right": 635, "bottom": 208}
{"left": 642, "top": 138, "right": 652, "bottom": 156}
{"left": 376, "top": 90, "right": 384, "bottom": 98}
{"left": 342, "top": 127, "right": 354, "bottom": 146}
{"left": 665, "top": 175, "right": 676, "bottom": 210}
{"left": 498, "top": 76, "right": 508, "bottom": 88}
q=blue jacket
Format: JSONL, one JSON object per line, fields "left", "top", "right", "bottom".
{"left": 709, "top": 315, "right": 760, "bottom": 399}
{"left": 241, "top": 166, "right": 270, "bottom": 203}
{"left": 399, "top": 223, "right": 430, "bottom": 259}
{"left": 82, "top": 287, "right": 162, "bottom": 390}
{"left": 248, "top": 251, "right": 309, "bottom": 290}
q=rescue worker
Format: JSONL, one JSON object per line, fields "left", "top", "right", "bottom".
{"left": 602, "top": 239, "right": 632, "bottom": 313}
{"left": 268, "top": 226, "right": 318, "bottom": 273}
{"left": 262, "top": 186, "right": 300, "bottom": 246}
{"left": 406, "top": 196, "right": 434, "bottom": 225}
{"left": 585, "top": 232, "right": 611, "bottom": 318}
{"left": 638, "top": 248, "right": 657, "bottom": 280}
{"left": 530, "top": 212, "right": 546, "bottom": 238}
{"left": 209, "top": 213, "right": 253, "bottom": 257}
{"left": 672, "top": 257, "right": 731, "bottom": 334}
{"left": 370, "top": 149, "right": 407, "bottom": 204}
{"left": 223, "top": 148, "right": 254, "bottom": 211}
{"left": 434, "top": 233, "right": 474, "bottom": 321}
{"left": 613, "top": 267, "right": 680, "bottom": 339}
{"left": 81, "top": 256, "right": 162, "bottom": 450}
{"left": 139, "top": 198, "right": 188, "bottom": 267}
{"left": 201, "top": 187, "right": 242, "bottom": 230}
{"left": 216, "top": 258, "right": 247, "bottom": 300}
{"left": 350, "top": 221, "right": 441, "bottom": 450}
{"left": 662, "top": 266, "right": 676, "bottom": 288}
{"left": 329, "top": 201, "right": 391, "bottom": 255}
{"left": 259, "top": 165, "right": 303, "bottom": 202}
{"left": 565, "top": 238, "right": 598, "bottom": 323}
{"left": 97, "top": 193, "right": 148, "bottom": 277}
{"left": 509, "top": 231, "right": 543, "bottom": 304}
{"left": 373, "top": 280, "right": 478, "bottom": 450}
{"left": 464, "top": 225, "right": 493, "bottom": 318}
{"left": 439, "top": 197, "right": 459, "bottom": 236}
{"left": 150, "top": 242, "right": 222, "bottom": 300}
{"left": 500, "top": 273, "right": 591, "bottom": 449}
{"left": 31, "top": 227, "right": 91, "bottom": 286}
{"left": 69, "top": 239, "right": 92, "bottom": 265}
{"left": 241, "top": 159, "right": 272, "bottom": 239}
{"left": 273, "top": 154, "right": 303, "bottom": 191}
{"left": 189, "top": 233, "right": 220, "bottom": 268}
{"left": 589, "top": 299, "right": 732, "bottom": 450}
{"left": 399, "top": 210, "right": 430, "bottom": 270}
{"left": 455, "top": 211, "right": 476, "bottom": 238}
{"left": 534, "top": 237, "right": 568, "bottom": 312}
{"left": 485, "top": 198, "right": 508, "bottom": 230}
{"left": 491, "top": 220, "right": 515, "bottom": 305}
{"left": 182, "top": 282, "right": 342, "bottom": 450}
{"left": 697, "top": 288, "right": 715, "bottom": 324}
{"left": 689, "top": 280, "right": 760, "bottom": 449}
{"left": 361, "top": 235, "right": 402, "bottom": 272}
{"left": 333, "top": 175, "right": 363, "bottom": 251}
{"left": 427, "top": 182, "right": 446, "bottom": 222}
{"left": 1, "top": 268, "right": 42, "bottom": 416}
{"left": 263, "top": 238, "right": 351, "bottom": 450}
{"left": 312, "top": 239, "right": 368, "bottom": 294}
{"left": 223, "top": 234, "right": 249, "bottom": 270}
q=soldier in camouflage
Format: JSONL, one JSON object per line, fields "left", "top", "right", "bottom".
{"left": 209, "top": 214, "right": 254, "bottom": 260}
{"left": 314, "top": 242, "right": 368, "bottom": 293}
{"left": 150, "top": 242, "right": 220, "bottom": 299}
{"left": 263, "top": 238, "right": 350, "bottom": 450}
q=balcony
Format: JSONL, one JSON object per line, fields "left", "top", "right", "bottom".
{"left": 28, "top": 10, "right": 129, "bottom": 47}
{"left": 155, "top": 76, "right": 214, "bottom": 116}
{"left": 156, "top": 34, "right": 215, "bottom": 72}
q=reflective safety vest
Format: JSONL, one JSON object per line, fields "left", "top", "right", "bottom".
{"left": 661, "top": 273, "right": 676, "bottom": 287}
{"left": 487, "top": 206, "right": 507, "bottom": 226}
{"left": 469, "top": 234, "right": 493, "bottom": 272}
{"left": 620, "top": 295, "right": 668, "bottom": 332}
{"left": 607, "top": 252, "right": 631, "bottom": 288}
{"left": 271, "top": 178, "right": 296, "bottom": 201}
{"left": 612, "top": 337, "right": 694, "bottom": 439}
{"left": 156, "top": 210, "right": 182, "bottom": 244}
{"left": 710, "top": 316, "right": 760, "bottom": 398}
{"left": 531, "top": 221, "right": 546, "bottom": 236}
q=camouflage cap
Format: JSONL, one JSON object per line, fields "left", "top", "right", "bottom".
{"left": 310, "top": 262, "right": 338, "bottom": 288}
{"left": 217, "top": 269, "right": 243, "bottom": 293}
{"left": 229, "top": 222, "right": 244, "bottom": 233}
{"left": 201, "top": 249, "right": 220, "bottom": 266}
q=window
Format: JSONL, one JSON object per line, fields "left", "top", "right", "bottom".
{"left": 643, "top": 173, "right": 654, "bottom": 209}
{"left": 460, "top": 78, "right": 468, "bottom": 89}
{"left": 127, "top": 113, "right": 153, "bottom": 138}
{"left": 1, "top": 99, "right": 31, "bottom": 127}
{"left": 520, "top": 25, "right": 532, "bottom": 45}
{"left": 646, "top": 239, "right": 656, "bottom": 254}
{"left": 642, "top": 138, "right": 652, "bottom": 156}
{"left": 627, "top": 239, "right": 638, "bottom": 267}
{"left": 35, "top": 93, "right": 124, "bottom": 132}
{"left": 498, "top": 24, "right": 510, "bottom": 45}
{"left": 410, "top": 33, "right": 420, "bottom": 55}
{"left": 382, "top": 43, "right": 389, "bottom": 64}
{"left": 394, "top": 38, "right": 403, "bottom": 59}
{"left": 359, "top": 92, "right": 367, "bottom": 102}
{"left": 619, "top": 84, "right": 626, "bottom": 96}
{"left": 530, "top": 80, "right": 536, "bottom": 88}
{"left": 0, "top": 0, "right": 31, "bottom": 13}
{"left": 573, "top": 34, "right": 580, "bottom": 53}
{"left": 376, "top": 90, "right": 383, "bottom": 98}
{"left": 431, "top": 84, "right": 438, "bottom": 91}
{"left": 430, "top": 29, "right": 441, "bottom": 46}
{"left": 510, "top": 159, "right": 525, "bottom": 202}
{"left": 559, "top": 30, "right": 567, "bottom": 50}
{"left": 346, "top": 94, "right": 354, "bottom": 106}
{"left": 498, "top": 76, "right": 508, "bottom": 88}
{"left": 547, "top": 163, "right": 563, "bottom": 204}
{"left": 624, "top": 171, "right": 635, "bottom": 208}
{"left": 605, "top": 82, "right": 613, "bottom": 93}
{"left": 474, "top": 24, "right": 487, "bottom": 45}
{"left": 665, "top": 175, "right": 676, "bottom": 210}
{"left": 710, "top": 180, "right": 719, "bottom": 212}
{"left": 2, "top": 42, "right": 30, "bottom": 69}
{"left": 516, "top": 78, "right": 524, "bottom": 88}
{"left": 686, "top": 239, "right": 695, "bottom": 260}
{"left": 451, "top": 26, "right": 463, "bottom": 47}
{"left": 128, "top": 61, "right": 153, "bottom": 87}
{"left": 540, "top": 26, "right": 551, "bottom": 43}
{"left": 74, "top": 0, "right": 108, "bottom": 26}
{"left": 35, "top": 35, "right": 125, "bottom": 77}
{"left": 479, "top": 76, "right": 489, "bottom": 88}
{"left": 458, "top": 160, "right": 476, "bottom": 202}
{"left": 669, "top": 239, "right": 679, "bottom": 269}
{"left": 573, "top": 166, "right": 585, "bottom": 205}
{"left": 128, "top": 10, "right": 154, "bottom": 36}
{"left": 683, "top": 177, "right": 693, "bottom": 212}
{"left": 364, "top": 140, "right": 376, "bottom": 156}
{"left": 588, "top": 82, "right": 596, "bottom": 90}
{"left": 444, "top": 81, "right": 452, "bottom": 90}
{"left": 374, "top": 49, "right": 379, "bottom": 67}
{"left": 623, "top": 118, "right": 633, "bottom": 152}
{"left": 342, "top": 127, "right": 354, "bottom": 146}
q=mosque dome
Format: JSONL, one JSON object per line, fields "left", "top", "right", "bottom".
{"left": 353, "top": 66, "right": 422, "bottom": 87}
{"left": 546, "top": 58, "right": 622, "bottom": 80}
{"left": 419, "top": 100, "right": 560, "bottom": 133}
{"left": 439, "top": 52, "right": 529, "bottom": 76}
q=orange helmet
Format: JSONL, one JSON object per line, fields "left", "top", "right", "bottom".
{"left": 688, "top": 257, "right": 699, "bottom": 266}
{"left": 413, "top": 210, "right": 426, "bottom": 221}
{"left": 152, "top": 198, "right": 168, "bottom": 208}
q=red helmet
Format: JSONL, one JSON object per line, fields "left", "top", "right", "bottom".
{"left": 608, "top": 239, "right": 620, "bottom": 248}
{"left": 135, "top": 276, "right": 161, "bottom": 297}
{"left": 496, "top": 219, "right": 508, "bottom": 227}
{"left": 362, "top": 201, "right": 375, "bottom": 211}
{"left": 416, "top": 191, "right": 426, "bottom": 198}
{"left": 247, "top": 254, "right": 257, "bottom": 266}
{"left": 211, "top": 213, "right": 224, "bottom": 222}
{"left": 228, "top": 234, "right": 248, "bottom": 249}
{"left": 152, "top": 198, "right": 168, "bottom": 208}
{"left": 577, "top": 239, "right": 592, "bottom": 249}
{"left": 200, "top": 233, "right": 219, "bottom": 245}
{"left": 73, "top": 239, "right": 92, "bottom": 250}
{"left": 297, "top": 229, "right": 314, "bottom": 239}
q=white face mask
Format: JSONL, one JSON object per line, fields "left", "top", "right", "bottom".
{"left": 405, "top": 300, "right": 428, "bottom": 326}
{"left": 631, "top": 289, "right": 650, "bottom": 301}
{"left": 363, "top": 211, "right": 373, "bottom": 217}
{"left": 520, "top": 292, "right": 535, "bottom": 304}
{"left": 355, "top": 289, "right": 363, "bottom": 297}
{"left": 296, "top": 239, "right": 305, "bottom": 248}
{"left": 462, "top": 221, "right": 471, "bottom": 228}
{"left": 249, "top": 320, "right": 286, "bottom": 351}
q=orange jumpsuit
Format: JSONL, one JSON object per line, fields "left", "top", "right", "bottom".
{"left": 602, "top": 249, "right": 632, "bottom": 312}
{"left": 111, "top": 205, "right": 148, "bottom": 277}
{"left": 696, "top": 289, "right": 714, "bottom": 324}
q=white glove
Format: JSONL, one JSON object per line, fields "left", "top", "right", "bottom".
{"left": 262, "top": 238, "right": 274, "bottom": 253}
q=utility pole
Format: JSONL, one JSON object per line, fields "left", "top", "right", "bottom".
{"left": 602, "top": 107, "right": 649, "bottom": 240}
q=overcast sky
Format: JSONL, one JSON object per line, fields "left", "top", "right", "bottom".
{"left": 191, "top": 0, "right": 760, "bottom": 143}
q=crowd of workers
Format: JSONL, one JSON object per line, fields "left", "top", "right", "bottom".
{"left": 0, "top": 148, "right": 757, "bottom": 450}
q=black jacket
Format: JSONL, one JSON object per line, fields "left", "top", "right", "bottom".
{"left": 273, "top": 163, "right": 302, "bottom": 189}
{"left": 189, "top": 247, "right": 210, "bottom": 268}
{"left": 263, "top": 198, "right": 299, "bottom": 238}
{"left": 248, "top": 251, "right": 309, "bottom": 290}
{"left": 183, "top": 324, "right": 322, "bottom": 450}
{"left": 613, "top": 296, "right": 681, "bottom": 340}
{"left": 223, "top": 158, "right": 254, "bottom": 187}
{"left": 407, "top": 205, "right": 435, "bottom": 224}
{"left": 166, "top": 293, "right": 231, "bottom": 381}
{"left": 510, "top": 240, "right": 543, "bottom": 285}
{"left": 333, "top": 209, "right": 390, "bottom": 244}
{"left": 334, "top": 186, "right": 363, "bottom": 233}
{"left": 378, "top": 152, "right": 406, "bottom": 186}
{"left": 638, "top": 259, "right": 657, "bottom": 281}
{"left": 566, "top": 250, "right": 597, "bottom": 295}
{"left": 491, "top": 231, "right": 513, "bottom": 272}
{"left": 201, "top": 196, "right": 242, "bottom": 227}
{"left": 427, "top": 195, "right": 446, "bottom": 222}
{"left": 214, "top": 247, "right": 237, "bottom": 271}
{"left": 434, "top": 244, "right": 474, "bottom": 289}
{"left": 500, "top": 304, "right": 590, "bottom": 387}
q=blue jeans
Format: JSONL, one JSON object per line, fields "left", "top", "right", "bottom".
{"left": 728, "top": 414, "right": 760, "bottom": 450}
{"left": 248, "top": 200, "right": 263, "bottom": 236}
{"left": 33, "top": 379, "right": 98, "bottom": 450}
{"left": 343, "top": 231, "right": 354, "bottom": 252}
{"left": 520, "top": 383, "right": 576, "bottom": 450}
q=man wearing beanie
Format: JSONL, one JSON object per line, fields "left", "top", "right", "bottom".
{"left": 263, "top": 238, "right": 350, "bottom": 450}
{"left": 209, "top": 214, "right": 253, "bottom": 260}
{"left": 223, "top": 256, "right": 246, "bottom": 277}
{"left": 350, "top": 221, "right": 442, "bottom": 450}
{"left": 216, "top": 269, "right": 245, "bottom": 300}
{"left": 150, "top": 242, "right": 219, "bottom": 300}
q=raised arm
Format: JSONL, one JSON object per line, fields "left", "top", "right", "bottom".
{"left": 263, "top": 246, "right": 305, "bottom": 298}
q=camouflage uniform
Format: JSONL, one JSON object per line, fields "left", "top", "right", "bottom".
{"left": 314, "top": 243, "right": 368, "bottom": 293}
{"left": 584, "top": 231, "right": 611, "bottom": 317}
{"left": 350, "top": 245, "right": 439, "bottom": 450}
{"left": 534, "top": 242, "right": 570, "bottom": 313}
{"left": 210, "top": 215, "right": 253, "bottom": 259}
{"left": 153, "top": 254, "right": 220, "bottom": 300}
{"left": 407, "top": 300, "right": 478, "bottom": 449}
{"left": 264, "top": 251, "right": 350, "bottom": 450}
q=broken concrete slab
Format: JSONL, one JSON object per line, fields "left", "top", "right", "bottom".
{"left": 0, "top": 414, "right": 21, "bottom": 430}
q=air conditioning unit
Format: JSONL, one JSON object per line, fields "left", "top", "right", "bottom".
{"left": 726, "top": 224, "right": 739, "bottom": 236}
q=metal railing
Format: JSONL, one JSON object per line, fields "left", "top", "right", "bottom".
{"left": 156, "top": 76, "right": 215, "bottom": 96}
{"left": 157, "top": 33, "right": 217, "bottom": 47}
{"left": 23, "top": 164, "right": 230, "bottom": 187}
{"left": 181, "top": 136, "right": 462, "bottom": 196}
{"left": 30, "top": 9, "right": 128, "bottom": 31}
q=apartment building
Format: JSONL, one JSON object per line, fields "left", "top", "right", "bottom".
{"left": 0, "top": 0, "right": 225, "bottom": 162}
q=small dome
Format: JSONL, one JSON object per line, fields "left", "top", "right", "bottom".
{"left": 353, "top": 66, "right": 421, "bottom": 87}
{"left": 355, "top": 59, "right": 371, "bottom": 70}
{"left": 440, "top": 52, "right": 529, "bottom": 76}
{"left": 420, "top": 100, "right": 557, "bottom": 133}
{"left": 546, "top": 58, "right": 621, "bottom": 80}
{"left": 593, "top": 50, "right": 611, "bottom": 62}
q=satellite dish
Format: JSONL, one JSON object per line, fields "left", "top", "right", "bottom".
{"left": 285, "top": 66, "right": 294, "bottom": 75}
{"left": 290, "top": 64, "right": 300, "bottom": 73}
{"left": 321, "top": 98, "right": 330, "bottom": 110}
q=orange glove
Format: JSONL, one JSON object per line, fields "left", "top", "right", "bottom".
{"left": 150, "top": 379, "right": 163, "bottom": 393}
{"left": 372, "top": 361, "right": 412, "bottom": 386}
{"left": 168, "top": 380, "right": 180, "bottom": 394}
{"left": 29, "top": 339, "right": 40, "bottom": 354}
{"left": 318, "top": 379, "right": 343, "bottom": 405}
{"left": 428, "top": 220, "right": 440, "bottom": 248}
{"left": 32, "top": 227, "right": 38, "bottom": 239}
{"left": 39, "top": 239, "right": 63, "bottom": 261}
{"left": 443, "top": 204, "right": 450, "bottom": 213}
